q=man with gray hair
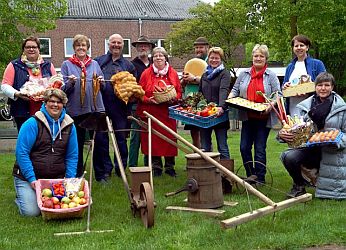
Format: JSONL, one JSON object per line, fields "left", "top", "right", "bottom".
{"left": 94, "top": 34, "right": 137, "bottom": 180}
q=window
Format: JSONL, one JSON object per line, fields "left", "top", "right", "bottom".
{"left": 104, "top": 38, "right": 131, "bottom": 57}
{"left": 152, "top": 39, "right": 171, "bottom": 56}
{"left": 39, "top": 38, "right": 51, "bottom": 58}
{"left": 64, "top": 38, "right": 91, "bottom": 57}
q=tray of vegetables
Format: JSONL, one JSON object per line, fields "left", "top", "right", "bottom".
{"left": 168, "top": 93, "right": 228, "bottom": 128}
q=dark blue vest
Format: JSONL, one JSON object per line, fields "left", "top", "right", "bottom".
{"left": 9, "top": 58, "right": 53, "bottom": 117}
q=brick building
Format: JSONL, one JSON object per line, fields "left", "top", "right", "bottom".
{"left": 35, "top": 0, "right": 200, "bottom": 71}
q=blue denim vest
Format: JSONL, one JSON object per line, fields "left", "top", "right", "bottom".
{"left": 9, "top": 58, "right": 53, "bottom": 117}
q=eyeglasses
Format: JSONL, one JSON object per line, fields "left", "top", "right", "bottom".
{"left": 24, "top": 46, "right": 39, "bottom": 50}
{"left": 48, "top": 100, "right": 63, "bottom": 105}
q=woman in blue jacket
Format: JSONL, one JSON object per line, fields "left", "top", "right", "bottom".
{"left": 283, "top": 35, "right": 326, "bottom": 116}
{"left": 13, "top": 89, "right": 78, "bottom": 216}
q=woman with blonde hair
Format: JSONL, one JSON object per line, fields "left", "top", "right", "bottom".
{"left": 199, "top": 47, "right": 231, "bottom": 160}
{"left": 61, "top": 34, "right": 105, "bottom": 177}
{"left": 228, "top": 44, "right": 280, "bottom": 184}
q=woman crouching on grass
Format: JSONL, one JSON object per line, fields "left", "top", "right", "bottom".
{"left": 279, "top": 72, "right": 346, "bottom": 199}
{"left": 13, "top": 89, "right": 78, "bottom": 216}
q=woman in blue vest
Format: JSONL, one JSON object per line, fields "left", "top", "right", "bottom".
{"left": 1, "top": 36, "right": 57, "bottom": 131}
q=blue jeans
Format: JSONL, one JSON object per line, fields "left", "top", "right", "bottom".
{"left": 128, "top": 119, "right": 141, "bottom": 167}
{"left": 93, "top": 131, "right": 114, "bottom": 180}
{"left": 240, "top": 120, "right": 271, "bottom": 182}
{"left": 13, "top": 177, "right": 40, "bottom": 217}
{"left": 200, "top": 127, "right": 230, "bottom": 159}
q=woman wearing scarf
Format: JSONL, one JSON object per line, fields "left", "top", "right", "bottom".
{"left": 228, "top": 44, "right": 280, "bottom": 184}
{"left": 61, "top": 34, "right": 105, "bottom": 177}
{"left": 279, "top": 72, "right": 346, "bottom": 199}
{"left": 199, "top": 47, "right": 231, "bottom": 160}
{"left": 137, "top": 47, "right": 182, "bottom": 177}
{"left": 1, "top": 36, "right": 57, "bottom": 131}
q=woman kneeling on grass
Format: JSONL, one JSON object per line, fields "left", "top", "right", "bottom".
{"left": 13, "top": 89, "right": 78, "bottom": 216}
{"left": 279, "top": 72, "right": 346, "bottom": 199}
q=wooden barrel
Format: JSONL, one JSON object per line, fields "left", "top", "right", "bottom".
{"left": 185, "top": 152, "right": 223, "bottom": 209}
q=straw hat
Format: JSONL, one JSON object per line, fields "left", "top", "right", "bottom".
{"left": 131, "top": 35, "right": 156, "bottom": 47}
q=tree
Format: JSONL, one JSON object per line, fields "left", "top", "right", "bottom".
{"left": 252, "top": 0, "right": 346, "bottom": 91}
{"left": 166, "top": 0, "right": 257, "bottom": 77}
{"left": 0, "top": 0, "right": 67, "bottom": 74}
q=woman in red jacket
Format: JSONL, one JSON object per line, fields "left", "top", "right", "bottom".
{"left": 137, "top": 47, "right": 182, "bottom": 177}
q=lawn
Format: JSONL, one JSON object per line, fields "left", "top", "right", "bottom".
{"left": 0, "top": 130, "right": 345, "bottom": 250}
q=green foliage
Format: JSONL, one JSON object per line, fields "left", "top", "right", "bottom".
{"left": 166, "top": 0, "right": 256, "bottom": 75}
{"left": 252, "top": 0, "right": 346, "bottom": 90}
{"left": 0, "top": 0, "right": 67, "bottom": 74}
{"left": 1, "top": 130, "right": 345, "bottom": 249}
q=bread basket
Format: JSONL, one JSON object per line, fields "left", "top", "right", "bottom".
{"left": 153, "top": 80, "right": 177, "bottom": 103}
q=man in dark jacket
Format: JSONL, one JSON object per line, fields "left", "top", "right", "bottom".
{"left": 94, "top": 34, "right": 137, "bottom": 180}
{"left": 128, "top": 35, "right": 155, "bottom": 167}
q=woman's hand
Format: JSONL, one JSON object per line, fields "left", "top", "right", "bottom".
{"left": 227, "top": 93, "right": 234, "bottom": 99}
{"left": 216, "top": 107, "right": 224, "bottom": 116}
{"left": 30, "top": 180, "right": 37, "bottom": 190}
{"left": 278, "top": 129, "right": 294, "bottom": 142}
{"left": 263, "top": 101, "right": 274, "bottom": 114}
{"left": 15, "top": 92, "right": 31, "bottom": 101}
{"left": 282, "top": 82, "right": 291, "bottom": 90}
{"left": 68, "top": 75, "right": 77, "bottom": 85}
{"left": 148, "top": 96, "right": 159, "bottom": 104}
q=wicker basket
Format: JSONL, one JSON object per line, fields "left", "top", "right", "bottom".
{"left": 287, "top": 122, "right": 314, "bottom": 148}
{"left": 153, "top": 80, "right": 177, "bottom": 103}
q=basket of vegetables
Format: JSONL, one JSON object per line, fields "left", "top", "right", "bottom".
{"left": 153, "top": 80, "right": 177, "bottom": 104}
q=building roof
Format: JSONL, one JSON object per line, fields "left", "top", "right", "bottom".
{"left": 64, "top": 0, "right": 200, "bottom": 21}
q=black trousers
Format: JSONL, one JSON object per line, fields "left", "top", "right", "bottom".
{"left": 280, "top": 147, "right": 321, "bottom": 186}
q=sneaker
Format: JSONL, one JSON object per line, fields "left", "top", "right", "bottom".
{"left": 286, "top": 184, "right": 306, "bottom": 198}
{"left": 244, "top": 175, "right": 258, "bottom": 184}
{"left": 164, "top": 168, "right": 177, "bottom": 177}
{"left": 114, "top": 168, "right": 121, "bottom": 177}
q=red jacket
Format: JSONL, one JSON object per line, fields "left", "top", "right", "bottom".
{"left": 137, "top": 65, "right": 182, "bottom": 156}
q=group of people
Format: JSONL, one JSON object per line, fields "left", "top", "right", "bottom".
{"left": 2, "top": 33, "right": 345, "bottom": 217}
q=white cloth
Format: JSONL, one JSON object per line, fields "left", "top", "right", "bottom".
{"left": 1, "top": 83, "right": 18, "bottom": 100}
{"left": 289, "top": 61, "right": 307, "bottom": 85}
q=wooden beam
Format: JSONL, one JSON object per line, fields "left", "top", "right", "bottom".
{"left": 166, "top": 206, "right": 225, "bottom": 217}
{"left": 221, "top": 193, "right": 312, "bottom": 229}
{"left": 143, "top": 111, "right": 276, "bottom": 207}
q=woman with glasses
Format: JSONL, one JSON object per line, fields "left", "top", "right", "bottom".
{"left": 228, "top": 44, "right": 280, "bottom": 185}
{"left": 1, "top": 36, "right": 57, "bottom": 131}
{"left": 137, "top": 47, "right": 182, "bottom": 177}
{"left": 13, "top": 88, "right": 78, "bottom": 216}
{"left": 61, "top": 34, "right": 105, "bottom": 177}
{"left": 199, "top": 47, "right": 231, "bottom": 160}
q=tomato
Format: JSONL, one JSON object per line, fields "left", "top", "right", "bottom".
{"left": 200, "top": 109, "right": 210, "bottom": 117}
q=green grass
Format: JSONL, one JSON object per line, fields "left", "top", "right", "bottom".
{"left": 0, "top": 130, "right": 345, "bottom": 250}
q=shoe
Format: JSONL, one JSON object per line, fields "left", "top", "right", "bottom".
{"left": 97, "top": 179, "right": 108, "bottom": 185}
{"left": 244, "top": 175, "right": 258, "bottom": 184}
{"left": 153, "top": 168, "right": 162, "bottom": 177}
{"left": 114, "top": 168, "right": 121, "bottom": 177}
{"left": 286, "top": 184, "right": 306, "bottom": 198}
{"left": 164, "top": 168, "right": 177, "bottom": 177}
{"left": 104, "top": 172, "right": 111, "bottom": 180}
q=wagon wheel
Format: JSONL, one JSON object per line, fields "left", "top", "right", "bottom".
{"left": 139, "top": 182, "right": 154, "bottom": 228}
{"left": 234, "top": 161, "right": 273, "bottom": 194}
